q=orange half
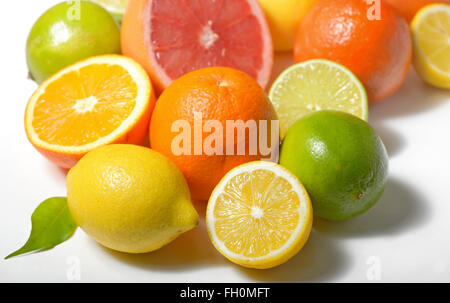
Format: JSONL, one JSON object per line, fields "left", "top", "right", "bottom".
{"left": 25, "top": 55, "right": 155, "bottom": 168}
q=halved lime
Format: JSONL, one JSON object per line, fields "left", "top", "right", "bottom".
{"left": 269, "top": 59, "right": 369, "bottom": 139}
{"left": 90, "top": 0, "right": 129, "bottom": 24}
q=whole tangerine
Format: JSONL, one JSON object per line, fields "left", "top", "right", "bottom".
{"left": 150, "top": 67, "right": 278, "bottom": 201}
{"left": 294, "top": 0, "right": 412, "bottom": 102}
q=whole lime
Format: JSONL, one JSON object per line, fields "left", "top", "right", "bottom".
{"left": 26, "top": 1, "right": 121, "bottom": 84}
{"left": 279, "top": 110, "right": 389, "bottom": 221}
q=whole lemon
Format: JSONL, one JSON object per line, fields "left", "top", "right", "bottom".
{"left": 258, "top": 0, "right": 317, "bottom": 51}
{"left": 67, "top": 144, "right": 199, "bottom": 253}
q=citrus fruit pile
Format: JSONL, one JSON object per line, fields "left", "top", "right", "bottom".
{"left": 15, "top": 0, "right": 449, "bottom": 270}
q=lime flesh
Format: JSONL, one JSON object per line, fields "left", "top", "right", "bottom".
{"left": 279, "top": 110, "right": 388, "bottom": 221}
{"left": 26, "top": 1, "right": 121, "bottom": 84}
{"left": 269, "top": 59, "right": 368, "bottom": 139}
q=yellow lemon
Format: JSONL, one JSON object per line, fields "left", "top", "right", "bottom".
{"left": 67, "top": 144, "right": 199, "bottom": 254}
{"left": 258, "top": 0, "right": 317, "bottom": 51}
{"left": 206, "top": 161, "right": 313, "bottom": 269}
{"left": 411, "top": 3, "right": 450, "bottom": 89}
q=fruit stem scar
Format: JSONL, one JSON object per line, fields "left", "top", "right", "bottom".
{"left": 200, "top": 20, "right": 219, "bottom": 50}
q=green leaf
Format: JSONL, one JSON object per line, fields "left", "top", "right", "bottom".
{"left": 5, "top": 197, "right": 77, "bottom": 259}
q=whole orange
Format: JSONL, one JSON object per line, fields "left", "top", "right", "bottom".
{"left": 384, "top": 0, "right": 450, "bottom": 22}
{"left": 150, "top": 67, "right": 278, "bottom": 201}
{"left": 294, "top": 0, "right": 412, "bottom": 103}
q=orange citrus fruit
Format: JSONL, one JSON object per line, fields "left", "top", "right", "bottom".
{"left": 121, "top": 0, "right": 273, "bottom": 93}
{"left": 385, "top": 0, "right": 450, "bottom": 22}
{"left": 294, "top": 0, "right": 412, "bottom": 103}
{"left": 25, "top": 55, "right": 155, "bottom": 169}
{"left": 150, "top": 67, "right": 278, "bottom": 201}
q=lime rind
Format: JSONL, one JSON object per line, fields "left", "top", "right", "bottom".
{"left": 269, "top": 59, "right": 369, "bottom": 138}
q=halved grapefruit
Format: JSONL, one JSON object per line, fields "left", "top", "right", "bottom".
{"left": 121, "top": 0, "right": 273, "bottom": 92}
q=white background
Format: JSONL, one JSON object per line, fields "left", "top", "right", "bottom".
{"left": 1, "top": 0, "right": 449, "bottom": 283}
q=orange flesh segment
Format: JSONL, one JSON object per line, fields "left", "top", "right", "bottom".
{"left": 213, "top": 169, "right": 301, "bottom": 258}
{"left": 32, "top": 64, "right": 137, "bottom": 146}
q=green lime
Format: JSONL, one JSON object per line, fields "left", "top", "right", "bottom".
{"left": 269, "top": 59, "right": 368, "bottom": 139}
{"left": 26, "top": 1, "right": 121, "bottom": 84}
{"left": 90, "top": 0, "right": 129, "bottom": 24}
{"left": 279, "top": 110, "right": 388, "bottom": 221}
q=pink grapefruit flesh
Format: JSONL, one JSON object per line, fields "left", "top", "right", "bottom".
{"left": 121, "top": 0, "right": 273, "bottom": 91}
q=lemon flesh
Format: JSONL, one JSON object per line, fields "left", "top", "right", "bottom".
{"left": 269, "top": 59, "right": 368, "bottom": 139}
{"left": 206, "top": 161, "right": 313, "bottom": 269}
{"left": 67, "top": 144, "right": 199, "bottom": 254}
{"left": 411, "top": 4, "right": 450, "bottom": 89}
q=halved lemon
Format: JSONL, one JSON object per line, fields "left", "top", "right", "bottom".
{"left": 269, "top": 59, "right": 368, "bottom": 139}
{"left": 411, "top": 4, "right": 450, "bottom": 89}
{"left": 206, "top": 161, "right": 313, "bottom": 269}
{"left": 25, "top": 55, "right": 155, "bottom": 168}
